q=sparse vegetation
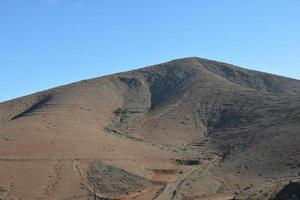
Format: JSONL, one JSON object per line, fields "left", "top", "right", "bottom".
{"left": 1, "top": 57, "right": 300, "bottom": 199}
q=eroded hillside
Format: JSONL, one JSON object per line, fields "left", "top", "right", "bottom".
{"left": 0, "top": 57, "right": 299, "bottom": 200}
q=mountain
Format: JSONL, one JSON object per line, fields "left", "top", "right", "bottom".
{"left": 0, "top": 57, "right": 299, "bottom": 200}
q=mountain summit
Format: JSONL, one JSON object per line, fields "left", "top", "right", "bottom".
{"left": 0, "top": 57, "right": 300, "bottom": 200}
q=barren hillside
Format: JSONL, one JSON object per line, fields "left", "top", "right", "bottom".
{"left": 0, "top": 57, "right": 299, "bottom": 200}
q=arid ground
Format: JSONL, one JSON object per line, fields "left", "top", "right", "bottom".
{"left": 0, "top": 57, "right": 300, "bottom": 200}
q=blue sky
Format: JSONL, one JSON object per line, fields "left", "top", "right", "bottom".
{"left": 1, "top": 0, "right": 300, "bottom": 102}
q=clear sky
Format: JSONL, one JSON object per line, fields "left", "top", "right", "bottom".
{"left": 1, "top": 0, "right": 300, "bottom": 102}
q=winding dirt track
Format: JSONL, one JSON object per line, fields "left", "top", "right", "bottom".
{"left": 154, "top": 166, "right": 198, "bottom": 200}
{"left": 73, "top": 160, "right": 114, "bottom": 200}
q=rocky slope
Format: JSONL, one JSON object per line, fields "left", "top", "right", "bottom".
{"left": 0, "top": 57, "right": 299, "bottom": 199}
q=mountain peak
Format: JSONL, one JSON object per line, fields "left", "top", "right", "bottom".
{"left": 0, "top": 58, "right": 299, "bottom": 199}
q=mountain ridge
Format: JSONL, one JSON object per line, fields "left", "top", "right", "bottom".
{"left": 2, "top": 56, "right": 299, "bottom": 104}
{"left": 0, "top": 57, "right": 299, "bottom": 200}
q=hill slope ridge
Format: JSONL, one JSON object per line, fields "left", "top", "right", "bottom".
{"left": 0, "top": 57, "right": 299, "bottom": 200}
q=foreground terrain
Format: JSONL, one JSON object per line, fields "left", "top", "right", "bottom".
{"left": 0, "top": 57, "right": 299, "bottom": 199}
